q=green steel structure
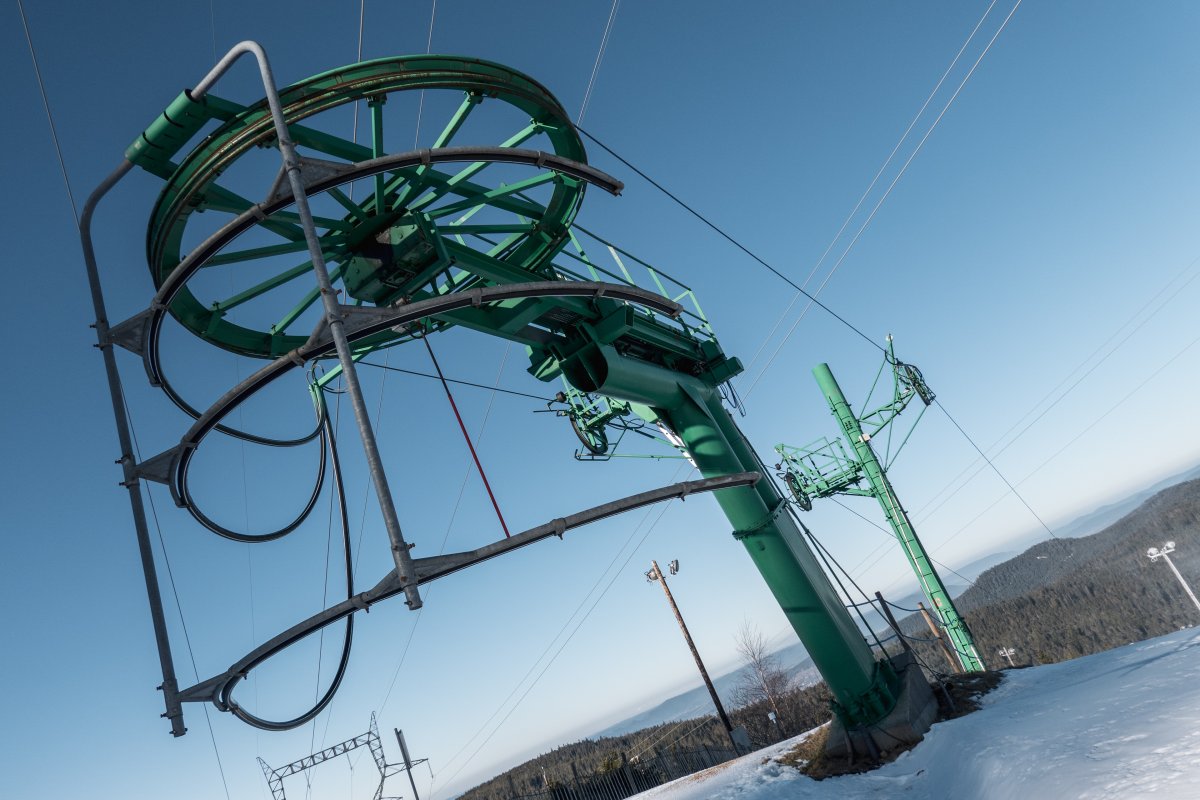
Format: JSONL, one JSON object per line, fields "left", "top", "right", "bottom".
{"left": 84, "top": 47, "right": 912, "bottom": 735}
{"left": 775, "top": 339, "right": 986, "bottom": 672}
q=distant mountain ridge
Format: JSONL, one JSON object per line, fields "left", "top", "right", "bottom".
{"left": 1011, "top": 462, "right": 1200, "bottom": 549}
{"left": 592, "top": 644, "right": 818, "bottom": 738}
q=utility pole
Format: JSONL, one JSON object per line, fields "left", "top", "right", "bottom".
{"left": 394, "top": 728, "right": 425, "bottom": 800}
{"left": 646, "top": 560, "right": 740, "bottom": 752}
{"left": 997, "top": 647, "right": 1016, "bottom": 668}
{"left": 776, "top": 339, "right": 986, "bottom": 672}
{"left": 1147, "top": 541, "right": 1200, "bottom": 616}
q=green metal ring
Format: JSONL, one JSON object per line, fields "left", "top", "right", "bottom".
{"left": 147, "top": 55, "right": 587, "bottom": 357}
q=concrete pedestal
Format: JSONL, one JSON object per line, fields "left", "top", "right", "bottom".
{"left": 825, "top": 652, "right": 938, "bottom": 759}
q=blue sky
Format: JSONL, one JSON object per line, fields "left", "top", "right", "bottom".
{"left": 5, "top": 1, "right": 1200, "bottom": 799}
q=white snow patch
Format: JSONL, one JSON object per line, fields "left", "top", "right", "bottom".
{"left": 636, "top": 628, "right": 1200, "bottom": 799}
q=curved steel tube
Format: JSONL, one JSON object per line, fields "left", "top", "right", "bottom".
{"left": 181, "top": 471, "right": 761, "bottom": 727}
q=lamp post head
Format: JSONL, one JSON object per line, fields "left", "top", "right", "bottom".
{"left": 1148, "top": 547, "right": 1160, "bottom": 559}
{"left": 1166, "top": 541, "right": 1177, "bottom": 551}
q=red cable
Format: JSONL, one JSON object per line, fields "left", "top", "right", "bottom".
{"left": 422, "top": 336, "right": 511, "bottom": 538}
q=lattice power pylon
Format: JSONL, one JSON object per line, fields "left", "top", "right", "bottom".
{"left": 258, "top": 714, "right": 427, "bottom": 800}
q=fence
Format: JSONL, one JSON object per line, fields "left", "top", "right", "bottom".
{"left": 506, "top": 746, "right": 741, "bottom": 800}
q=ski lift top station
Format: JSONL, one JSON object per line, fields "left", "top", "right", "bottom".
{"left": 81, "top": 44, "right": 946, "bottom": 755}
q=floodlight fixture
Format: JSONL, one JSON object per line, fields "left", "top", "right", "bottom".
{"left": 669, "top": 559, "right": 680, "bottom": 575}
{"left": 1145, "top": 539, "right": 1200, "bottom": 617}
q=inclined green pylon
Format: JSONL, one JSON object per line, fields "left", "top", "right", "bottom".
{"left": 812, "top": 363, "right": 986, "bottom": 672}
{"left": 557, "top": 343, "right": 900, "bottom": 726}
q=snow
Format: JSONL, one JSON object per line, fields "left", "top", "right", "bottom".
{"left": 636, "top": 628, "right": 1200, "bottom": 799}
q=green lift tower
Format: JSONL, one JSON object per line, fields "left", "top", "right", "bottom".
{"left": 776, "top": 338, "right": 986, "bottom": 673}
{"left": 81, "top": 47, "right": 937, "bottom": 748}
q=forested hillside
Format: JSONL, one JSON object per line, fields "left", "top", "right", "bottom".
{"left": 905, "top": 478, "right": 1200, "bottom": 666}
{"left": 456, "top": 682, "right": 834, "bottom": 800}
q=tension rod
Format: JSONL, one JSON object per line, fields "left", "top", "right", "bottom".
{"left": 422, "top": 336, "right": 511, "bottom": 538}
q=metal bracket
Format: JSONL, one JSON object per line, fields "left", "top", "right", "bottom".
{"left": 176, "top": 673, "right": 227, "bottom": 704}
{"left": 266, "top": 156, "right": 357, "bottom": 205}
{"left": 339, "top": 304, "right": 420, "bottom": 338}
{"left": 731, "top": 499, "right": 789, "bottom": 541}
{"left": 411, "top": 553, "right": 474, "bottom": 583}
{"left": 133, "top": 445, "right": 182, "bottom": 485}
{"left": 106, "top": 308, "right": 155, "bottom": 355}
{"left": 304, "top": 303, "right": 418, "bottom": 351}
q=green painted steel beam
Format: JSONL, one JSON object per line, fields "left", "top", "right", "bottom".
{"left": 213, "top": 260, "right": 315, "bottom": 313}
{"left": 369, "top": 96, "right": 386, "bottom": 215}
{"left": 811, "top": 362, "right": 986, "bottom": 672}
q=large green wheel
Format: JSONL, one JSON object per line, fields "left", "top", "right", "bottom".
{"left": 147, "top": 56, "right": 590, "bottom": 359}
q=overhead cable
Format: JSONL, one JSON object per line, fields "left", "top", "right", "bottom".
{"left": 17, "top": 0, "right": 78, "bottom": 226}
{"left": 742, "top": 0, "right": 1001, "bottom": 374}
{"left": 575, "top": 125, "right": 885, "bottom": 355}
{"left": 359, "top": 359, "right": 553, "bottom": 402}
{"left": 744, "top": 0, "right": 1025, "bottom": 397}
{"left": 935, "top": 398, "right": 1059, "bottom": 542}
{"left": 578, "top": 0, "right": 621, "bottom": 125}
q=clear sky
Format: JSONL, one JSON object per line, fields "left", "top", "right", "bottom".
{"left": 4, "top": 1, "right": 1200, "bottom": 799}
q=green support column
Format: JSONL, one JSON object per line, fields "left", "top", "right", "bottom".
{"left": 560, "top": 344, "right": 899, "bottom": 725}
{"left": 813, "top": 363, "right": 986, "bottom": 672}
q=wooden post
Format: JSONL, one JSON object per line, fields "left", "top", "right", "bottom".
{"left": 570, "top": 761, "right": 582, "bottom": 795}
{"left": 620, "top": 752, "right": 635, "bottom": 793}
{"left": 648, "top": 560, "right": 740, "bottom": 752}
{"left": 918, "top": 601, "right": 962, "bottom": 673}
{"left": 875, "top": 591, "right": 914, "bottom": 656}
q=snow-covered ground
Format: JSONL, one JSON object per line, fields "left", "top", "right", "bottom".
{"left": 636, "top": 628, "right": 1200, "bottom": 799}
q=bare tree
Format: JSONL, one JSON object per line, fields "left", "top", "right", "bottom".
{"left": 733, "top": 621, "right": 793, "bottom": 735}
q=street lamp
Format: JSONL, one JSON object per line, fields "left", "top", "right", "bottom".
{"left": 1146, "top": 541, "right": 1200, "bottom": 617}
{"left": 997, "top": 647, "right": 1016, "bottom": 668}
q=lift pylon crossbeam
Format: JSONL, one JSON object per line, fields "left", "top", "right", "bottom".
{"left": 776, "top": 340, "right": 985, "bottom": 673}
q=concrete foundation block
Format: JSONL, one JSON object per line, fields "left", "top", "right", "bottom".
{"left": 825, "top": 652, "right": 938, "bottom": 759}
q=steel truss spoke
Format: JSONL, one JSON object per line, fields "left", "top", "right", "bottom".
{"left": 426, "top": 171, "right": 558, "bottom": 220}
{"left": 268, "top": 210, "right": 355, "bottom": 232}
{"left": 398, "top": 122, "right": 543, "bottom": 212}
{"left": 195, "top": 185, "right": 306, "bottom": 242}
{"left": 326, "top": 186, "right": 370, "bottom": 221}
{"left": 204, "top": 239, "right": 321, "bottom": 267}
{"left": 273, "top": 263, "right": 346, "bottom": 334}
{"left": 213, "top": 260, "right": 316, "bottom": 313}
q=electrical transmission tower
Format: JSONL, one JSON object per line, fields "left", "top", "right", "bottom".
{"left": 775, "top": 337, "right": 986, "bottom": 672}
{"left": 258, "top": 714, "right": 427, "bottom": 800}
